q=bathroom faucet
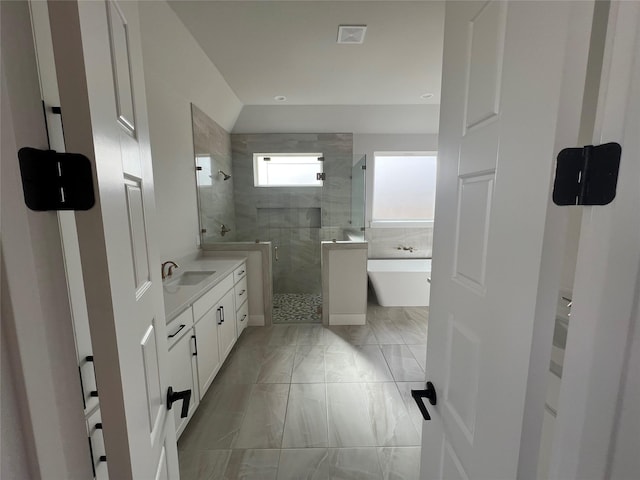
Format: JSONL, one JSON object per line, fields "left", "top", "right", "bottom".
{"left": 398, "top": 246, "right": 415, "bottom": 253}
{"left": 161, "top": 261, "right": 179, "bottom": 279}
{"left": 220, "top": 224, "right": 231, "bottom": 237}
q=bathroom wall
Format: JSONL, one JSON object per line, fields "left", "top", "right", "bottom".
{"left": 354, "top": 133, "right": 439, "bottom": 259}
{"left": 230, "top": 133, "right": 353, "bottom": 294}
{"left": 139, "top": 1, "right": 242, "bottom": 261}
{"left": 191, "top": 104, "right": 236, "bottom": 243}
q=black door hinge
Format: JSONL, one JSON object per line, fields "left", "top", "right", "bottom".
{"left": 552, "top": 142, "right": 621, "bottom": 206}
{"left": 317, "top": 172, "right": 326, "bottom": 181}
{"left": 17, "top": 147, "right": 95, "bottom": 211}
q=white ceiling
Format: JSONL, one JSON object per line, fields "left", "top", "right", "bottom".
{"left": 168, "top": 1, "right": 445, "bottom": 108}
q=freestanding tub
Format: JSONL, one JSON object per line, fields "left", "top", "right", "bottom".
{"left": 367, "top": 259, "right": 431, "bottom": 307}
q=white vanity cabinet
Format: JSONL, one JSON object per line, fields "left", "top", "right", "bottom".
{"left": 234, "top": 264, "right": 249, "bottom": 337}
{"left": 166, "top": 308, "right": 198, "bottom": 437}
{"left": 165, "top": 259, "right": 248, "bottom": 436}
{"left": 193, "top": 304, "right": 222, "bottom": 398}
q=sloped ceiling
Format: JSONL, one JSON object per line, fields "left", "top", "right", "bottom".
{"left": 168, "top": 1, "right": 445, "bottom": 133}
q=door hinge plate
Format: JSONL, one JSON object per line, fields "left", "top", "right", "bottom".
{"left": 18, "top": 147, "right": 95, "bottom": 211}
{"left": 317, "top": 172, "right": 326, "bottom": 181}
{"left": 552, "top": 142, "right": 621, "bottom": 206}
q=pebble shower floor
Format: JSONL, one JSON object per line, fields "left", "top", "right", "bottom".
{"left": 272, "top": 293, "right": 322, "bottom": 324}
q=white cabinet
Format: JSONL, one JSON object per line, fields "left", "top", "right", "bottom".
{"left": 217, "top": 289, "right": 237, "bottom": 360}
{"left": 194, "top": 305, "right": 222, "bottom": 398}
{"left": 167, "top": 328, "right": 199, "bottom": 436}
{"left": 165, "top": 260, "right": 248, "bottom": 433}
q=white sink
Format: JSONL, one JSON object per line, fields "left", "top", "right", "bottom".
{"left": 168, "top": 271, "right": 215, "bottom": 286}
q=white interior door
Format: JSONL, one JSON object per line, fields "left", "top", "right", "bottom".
{"left": 47, "top": 1, "right": 179, "bottom": 478}
{"left": 421, "top": 2, "right": 594, "bottom": 478}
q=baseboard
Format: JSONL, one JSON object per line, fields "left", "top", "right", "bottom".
{"left": 248, "top": 314, "right": 265, "bottom": 326}
{"left": 329, "top": 313, "right": 366, "bottom": 325}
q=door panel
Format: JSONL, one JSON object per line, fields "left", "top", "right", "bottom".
{"left": 48, "top": 1, "right": 179, "bottom": 478}
{"left": 421, "top": 2, "right": 593, "bottom": 478}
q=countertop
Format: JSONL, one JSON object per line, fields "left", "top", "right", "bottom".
{"left": 162, "top": 257, "right": 245, "bottom": 323}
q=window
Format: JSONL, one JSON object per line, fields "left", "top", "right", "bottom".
{"left": 371, "top": 152, "right": 437, "bottom": 227}
{"left": 253, "top": 153, "right": 324, "bottom": 187}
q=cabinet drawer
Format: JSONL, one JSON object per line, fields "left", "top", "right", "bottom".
{"left": 167, "top": 308, "right": 193, "bottom": 349}
{"left": 235, "top": 277, "right": 248, "bottom": 309}
{"left": 87, "top": 408, "right": 108, "bottom": 480}
{"left": 233, "top": 263, "right": 247, "bottom": 283}
{"left": 193, "top": 274, "right": 234, "bottom": 320}
{"left": 236, "top": 301, "right": 248, "bottom": 338}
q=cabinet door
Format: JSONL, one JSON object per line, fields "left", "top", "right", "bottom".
{"left": 194, "top": 307, "right": 221, "bottom": 399}
{"left": 167, "top": 330, "right": 199, "bottom": 437}
{"left": 217, "top": 289, "right": 237, "bottom": 361}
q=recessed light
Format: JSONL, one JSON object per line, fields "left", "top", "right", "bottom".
{"left": 420, "top": 93, "right": 434, "bottom": 100}
{"left": 274, "top": 95, "right": 287, "bottom": 102}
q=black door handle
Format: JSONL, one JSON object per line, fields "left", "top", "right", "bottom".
{"left": 411, "top": 381, "right": 437, "bottom": 421}
{"left": 166, "top": 386, "right": 191, "bottom": 418}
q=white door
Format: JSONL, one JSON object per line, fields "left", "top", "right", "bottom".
{"left": 47, "top": 1, "right": 179, "bottom": 478}
{"left": 421, "top": 2, "right": 594, "bottom": 478}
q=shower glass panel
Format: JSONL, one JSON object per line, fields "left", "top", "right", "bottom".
{"left": 195, "top": 153, "right": 237, "bottom": 244}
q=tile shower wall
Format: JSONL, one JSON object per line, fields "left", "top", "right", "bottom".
{"left": 192, "top": 104, "right": 236, "bottom": 242}
{"left": 366, "top": 227, "right": 433, "bottom": 259}
{"left": 231, "top": 133, "right": 353, "bottom": 294}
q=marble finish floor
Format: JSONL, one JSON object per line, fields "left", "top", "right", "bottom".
{"left": 273, "top": 293, "right": 323, "bottom": 324}
{"left": 178, "top": 303, "right": 428, "bottom": 479}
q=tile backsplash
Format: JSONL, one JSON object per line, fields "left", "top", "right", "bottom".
{"left": 365, "top": 227, "right": 433, "bottom": 259}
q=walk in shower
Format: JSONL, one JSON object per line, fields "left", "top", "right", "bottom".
{"left": 192, "top": 111, "right": 366, "bottom": 324}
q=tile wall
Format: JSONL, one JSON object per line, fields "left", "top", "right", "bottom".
{"left": 231, "top": 133, "right": 354, "bottom": 294}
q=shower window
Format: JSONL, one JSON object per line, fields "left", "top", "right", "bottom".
{"left": 253, "top": 153, "right": 324, "bottom": 187}
{"left": 371, "top": 152, "right": 437, "bottom": 227}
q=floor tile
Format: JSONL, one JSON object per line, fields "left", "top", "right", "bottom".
{"left": 223, "top": 449, "right": 280, "bottom": 480}
{"left": 282, "top": 384, "right": 328, "bottom": 448}
{"left": 325, "top": 325, "right": 379, "bottom": 345}
{"left": 296, "top": 325, "right": 326, "bottom": 345}
{"left": 256, "top": 346, "right": 296, "bottom": 383}
{"left": 292, "top": 346, "right": 326, "bottom": 383}
{"left": 395, "top": 382, "right": 427, "bottom": 435}
{"left": 277, "top": 448, "right": 383, "bottom": 480}
{"left": 327, "top": 383, "right": 378, "bottom": 447}
{"left": 268, "top": 325, "right": 299, "bottom": 346}
{"left": 325, "top": 345, "right": 393, "bottom": 382}
{"left": 407, "top": 344, "right": 427, "bottom": 371}
{"left": 364, "top": 382, "right": 421, "bottom": 446}
{"left": 368, "top": 316, "right": 405, "bottom": 344}
{"left": 234, "top": 384, "right": 290, "bottom": 448}
{"left": 377, "top": 447, "right": 421, "bottom": 480}
{"left": 381, "top": 345, "right": 425, "bottom": 382}
{"left": 178, "top": 449, "right": 231, "bottom": 480}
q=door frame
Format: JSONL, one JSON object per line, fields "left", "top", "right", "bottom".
{"left": 550, "top": 2, "right": 640, "bottom": 478}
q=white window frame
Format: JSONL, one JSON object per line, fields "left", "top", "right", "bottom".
{"left": 253, "top": 152, "right": 324, "bottom": 187}
{"left": 370, "top": 151, "right": 438, "bottom": 228}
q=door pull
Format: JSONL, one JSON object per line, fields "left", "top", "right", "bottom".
{"left": 411, "top": 381, "right": 437, "bottom": 421}
{"left": 167, "top": 386, "right": 192, "bottom": 418}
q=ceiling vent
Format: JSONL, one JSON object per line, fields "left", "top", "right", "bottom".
{"left": 337, "top": 25, "right": 367, "bottom": 44}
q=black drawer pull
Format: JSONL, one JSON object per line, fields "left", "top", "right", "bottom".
{"left": 238, "top": 270, "right": 245, "bottom": 275}
{"left": 192, "top": 335, "right": 198, "bottom": 356}
{"left": 168, "top": 324, "right": 185, "bottom": 338}
{"left": 240, "top": 314, "right": 247, "bottom": 322}
{"left": 411, "top": 381, "right": 437, "bottom": 421}
{"left": 238, "top": 289, "right": 246, "bottom": 296}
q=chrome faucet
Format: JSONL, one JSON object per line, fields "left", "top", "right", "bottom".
{"left": 220, "top": 224, "right": 231, "bottom": 237}
{"left": 398, "top": 246, "right": 415, "bottom": 253}
{"left": 161, "top": 261, "right": 179, "bottom": 279}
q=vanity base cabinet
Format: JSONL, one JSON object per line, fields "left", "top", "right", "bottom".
{"left": 194, "top": 306, "right": 222, "bottom": 399}
{"left": 167, "top": 330, "right": 199, "bottom": 437}
{"left": 217, "top": 289, "right": 237, "bottom": 361}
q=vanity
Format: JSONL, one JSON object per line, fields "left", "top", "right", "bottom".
{"left": 163, "top": 257, "right": 249, "bottom": 436}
